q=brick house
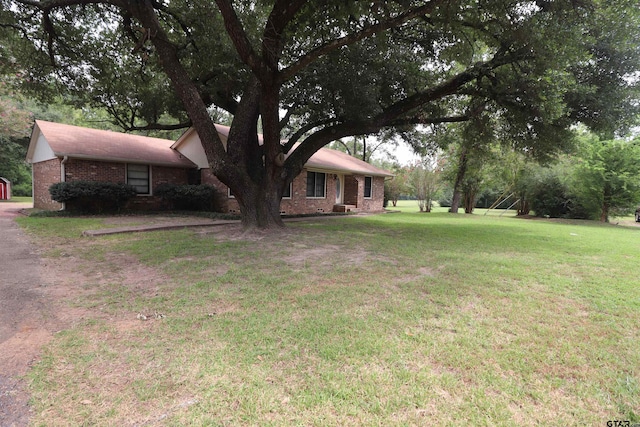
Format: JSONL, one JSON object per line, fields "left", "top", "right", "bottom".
{"left": 27, "top": 120, "right": 393, "bottom": 214}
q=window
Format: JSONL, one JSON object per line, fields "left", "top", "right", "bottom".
{"left": 283, "top": 182, "right": 292, "bottom": 199}
{"left": 364, "top": 176, "right": 373, "bottom": 198}
{"left": 127, "top": 164, "right": 150, "bottom": 194}
{"left": 306, "top": 171, "right": 326, "bottom": 198}
{"left": 187, "top": 168, "right": 201, "bottom": 185}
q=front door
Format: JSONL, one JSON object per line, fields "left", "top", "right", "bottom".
{"left": 335, "top": 174, "right": 343, "bottom": 204}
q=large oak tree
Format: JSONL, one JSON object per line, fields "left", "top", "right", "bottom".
{"left": 1, "top": 0, "right": 638, "bottom": 228}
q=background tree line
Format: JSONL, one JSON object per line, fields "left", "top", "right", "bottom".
{"left": 383, "top": 128, "right": 640, "bottom": 223}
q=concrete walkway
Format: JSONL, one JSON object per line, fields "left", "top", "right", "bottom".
{"left": 82, "top": 213, "right": 360, "bottom": 236}
{"left": 82, "top": 218, "right": 238, "bottom": 236}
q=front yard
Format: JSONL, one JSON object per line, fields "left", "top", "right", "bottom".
{"left": 16, "top": 208, "right": 640, "bottom": 426}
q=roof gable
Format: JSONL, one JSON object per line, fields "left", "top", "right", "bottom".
{"left": 26, "top": 128, "right": 56, "bottom": 163}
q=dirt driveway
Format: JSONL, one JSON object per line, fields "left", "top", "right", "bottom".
{"left": 0, "top": 202, "right": 59, "bottom": 427}
{"left": 0, "top": 205, "right": 239, "bottom": 426}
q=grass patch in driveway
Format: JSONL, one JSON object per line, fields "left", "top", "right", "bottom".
{"left": 20, "top": 211, "right": 640, "bottom": 426}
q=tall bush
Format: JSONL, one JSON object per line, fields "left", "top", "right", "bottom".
{"left": 409, "top": 162, "right": 441, "bottom": 212}
{"left": 528, "top": 166, "right": 576, "bottom": 218}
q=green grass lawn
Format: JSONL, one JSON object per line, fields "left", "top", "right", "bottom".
{"left": 0, "top": 196, "right": 33, "bottom": 203}
{"left": 17, "top": 209, "right": 639, "bottom": 426}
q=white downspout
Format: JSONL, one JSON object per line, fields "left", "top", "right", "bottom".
{"left": 59, "top": 155, "right": 68, "bottom": 211}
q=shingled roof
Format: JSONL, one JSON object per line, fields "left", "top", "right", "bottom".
{"left": 304, "top": 147, "right": 394, "bottom": 177}
{"left": 174, "top": 127, "right": 394, "bottom": 177}
{"left": 28, "top": 120, "right": 196, "bottom": 168}
{"left": 29, "top": 121, "right": 393, "bottom": 177}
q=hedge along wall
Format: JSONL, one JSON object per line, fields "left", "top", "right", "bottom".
{"left": 62, "top": 158, "right": 193, "bottom": 210}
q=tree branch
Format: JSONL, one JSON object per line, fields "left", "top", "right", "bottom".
{"left": 261, "top": 0, "right": 306, "bottom": 70}
{"left": 285, "top": 50, "right": 528, "bottom": 170}
{"left": 282, "top": 117, "right": 339, "bottom": 153}
{"left": 125, "top": 0, "right": 230, "bottom": 172}
{"left": 151, "top": 0, "right": 197, "bottom": 51}
{"left": 279, "top": 0, "right": 445, "bottom": 82}
{"left": 0, "top": 22, "right": 31, "bottom": 39}
{"left": 278, "top": 107, "right": 295, "bottom": 131}
{"left": 124, "top": 121, "right": 192, "bottom": 132}
{"left": 377, "top": 48, "right": 532, "bottom": 122}
{"left": 385, "top": 115, "right": 470, "bottom": 127}
{"left": 333, "top": 139, "right": 353, "bottom": 156}
{"left": 214, "top": 0, "right": 269, "bottom": 79}
{"left": 15, "top": 0, "right": 109, "bottom": 8}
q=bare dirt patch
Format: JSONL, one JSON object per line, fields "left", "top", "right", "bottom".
{"left": 0, "top": 211, "right": 190, "bottom": 425}
{"left": 392, "top": 265, "right": 446, "bottom": 285}
{"left": 198, "top": 222, "right": 303, "bottom": 242}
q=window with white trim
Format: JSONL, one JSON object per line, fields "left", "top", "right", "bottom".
{"left": 283, "top": 182, "right": 292, "bottom": 199}
{"left": 364, "top": 176, "right": 373, "bottom": 198}
{"left": 127, "top": 164, "right": 150, "bottom": 195}
{"left": 306, "top": 171, "right": 326, "bottom": 198}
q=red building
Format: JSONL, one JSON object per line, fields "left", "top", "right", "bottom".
{"left": 0, "top": 177, "right": 10, "bottom": 200}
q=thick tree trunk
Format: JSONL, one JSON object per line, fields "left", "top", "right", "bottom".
{"left": 449, "top": 147, "right": 468, "bottom": 213}
{"left": 219, "top": 79, "right": 299, "bottom": 230}
{"left": 235, "top": 184, "right": 284, "bottom": 229}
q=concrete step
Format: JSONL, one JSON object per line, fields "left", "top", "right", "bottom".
{"left": 333, "top": 204, "right": 358, "bottom": 213}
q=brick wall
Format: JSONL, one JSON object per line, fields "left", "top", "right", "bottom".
{"left": 63, "top": 159, "right": 192, "bottom": 210}
{"left": 64, "top": 159, "right": 125, "bottom": 183}
{"left": 281, "top": 170, "right": 337, "bottom": 214}
{"left": 128, "top": 165, "right": 192, "bottom": 210}
{"left": 34, "top": 158, "right": 194, "bottom": 211}
{"left": 360, "top": 175, "right": 386, "bottom": 212}
{"left": 32, "top": 158, "right": 62, "bottom": 210}
{"left": 202, "top": 168, "right": 346, "bottom": 215}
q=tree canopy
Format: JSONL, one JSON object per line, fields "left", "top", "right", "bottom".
{"left": 2, "top": 0, "right": 639, "bottom": 228}
{"left": 0, "top": 77, "right": 33, "bottom": 196}
{"left": 573, "top": 136, "right": 640, "bottom": 222}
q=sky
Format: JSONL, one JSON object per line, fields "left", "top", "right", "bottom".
{"left": 394, "top": 141, "right": 422, "bottom": 165}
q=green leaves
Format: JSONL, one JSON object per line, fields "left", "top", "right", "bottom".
{"left": 154, "top": 183, "right": 223, "bottom": 211}
{"left": 572, "top": 137, "right": 640, "bottom": 221}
